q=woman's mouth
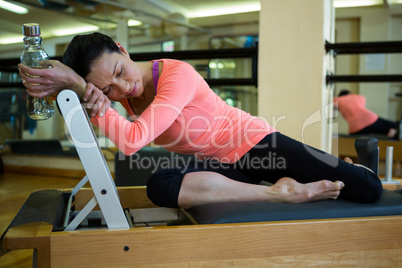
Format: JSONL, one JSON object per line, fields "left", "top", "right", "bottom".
{"left": 129, "top": 82, "right": 138, "bottom": 96}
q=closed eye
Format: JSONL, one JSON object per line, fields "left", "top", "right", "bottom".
{"left": 104, "top": 86, "right": 111, "bottom": 95}
{"left": 117, "top": 67, "right": 123, "bottom": 77}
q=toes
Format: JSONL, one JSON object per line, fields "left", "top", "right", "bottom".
{"left": 271, "top": 178, "right": 345, "bottom": 203}
{"left": 307, "top": 180, "right": 344, "bottom": 202}
{"left": 321, "top": 180, "right": 344, "bottom": 190}
{"left": 335, "top": 180, "right": 345, "bottom": 189}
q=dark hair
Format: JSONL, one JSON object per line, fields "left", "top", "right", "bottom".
{"left": 62, "top": 32, "right": 121, "bottom": 79}
{"left": 338, "top": 89, "right": 350, "bottom": 97}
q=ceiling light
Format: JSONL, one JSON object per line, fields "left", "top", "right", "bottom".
{"left": 0, "top": 36, "right": 22, "bottom": 45}
{"left": 334, "top": 0, "right": 383, "bottom": 8}
{"left": 128, "top": 19, "right": 142, "bottom": 27}
{"left": 53, "top": 25, "right": 99, "bottom": 36}
{"left": 0, "top": 0, "right": 28, "bottom": 14}
{"left": 188, "top": 2, "right": 260, "bottom": 18}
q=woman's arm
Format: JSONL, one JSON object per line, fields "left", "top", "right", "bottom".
{"left": 18, "top": 60, "right": 87, "bottom": 100}
{"left": 19, "top": 60, "right": 111, "bottom": 117}
{"left": 91, "top": 60, "right": 199, "bottom": 155}
{"left": 83, "top": 83, "right": 111, "bottom": 117}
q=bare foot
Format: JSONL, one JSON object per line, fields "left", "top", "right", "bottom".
{"left": 387, "top": 128, "right": 397, "bottom": 138}
{"left": 344, "top": 157, "right": 353, "bottom": 164}
{"left": 268, "top": 177, "right": 345, "bottom": 203}
{"left": 344, "top": 156, "right": 375, "bottom": 173}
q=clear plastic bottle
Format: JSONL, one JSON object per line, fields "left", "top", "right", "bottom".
{"left": 21, "top": 23, "right": 54, "bottom": 120}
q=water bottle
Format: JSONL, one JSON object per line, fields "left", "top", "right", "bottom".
{"left": 21, "top": 23, "right": 54, "bottom": 120}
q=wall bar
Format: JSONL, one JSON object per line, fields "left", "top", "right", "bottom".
{"left": 0, "top": 47, "right": 259, "bottom": 88}
{"left": 326, "top": 74, "right": 402, "bottom": 84}
{"left": 325, "top": 40, "right": 402, "bottom": 55}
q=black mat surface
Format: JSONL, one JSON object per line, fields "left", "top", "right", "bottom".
{"left": 186, "top": 189, "right": 402, "bottom": 224}
{"left": 0, "top": 189, "right": 66, "bottom": 257}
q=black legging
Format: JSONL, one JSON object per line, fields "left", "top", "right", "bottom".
{"left": 353, "top": 117, "right": 397, "bottom": 135}
{"left": 147, "top": 132, "right": 383, "bottom": 208}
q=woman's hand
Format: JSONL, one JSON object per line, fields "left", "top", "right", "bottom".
{"left": 83, "top": 83, "right": 111, "bottom": 117}
{"left": 18, "top": 60, "right": 86, "bottom": 99}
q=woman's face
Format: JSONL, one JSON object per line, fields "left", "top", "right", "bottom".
{"left": 85, "top": 47, "right": 143, "bottom": 101}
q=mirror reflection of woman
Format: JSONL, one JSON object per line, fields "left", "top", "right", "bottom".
{"left": 334, "top": 89, "right": 398, "bottom": 139}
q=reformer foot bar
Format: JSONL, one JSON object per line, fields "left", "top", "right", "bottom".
{"left": 56, "top": 90, "right": 131, "bottom": 231}
{"left": 2, "top": 90, "right": 402, "bottom": 267}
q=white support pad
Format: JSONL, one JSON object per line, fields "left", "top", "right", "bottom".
{"left": 57, "top": 89, "right": 130, "bottom": 230}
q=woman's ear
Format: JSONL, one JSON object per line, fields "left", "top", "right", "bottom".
{"left": 116, "top": 42, "right": 130, "bottom": 57}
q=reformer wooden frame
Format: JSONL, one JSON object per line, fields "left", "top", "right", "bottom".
{"left": 5, "top": 186, "right": 402, "bottom": 267}
{"left": 5, "top": 90, "right": 402, "bottom": 267}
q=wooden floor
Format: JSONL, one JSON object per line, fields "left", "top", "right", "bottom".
{"left": 0, "top": 172, "right": 80, "bottom": 268}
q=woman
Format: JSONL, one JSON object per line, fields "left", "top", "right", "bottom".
{"left": 19, "top": 33, "right": 382, "bottom": 209}
{"left": 334, "top": 90, "right": 398, "bottom": 138}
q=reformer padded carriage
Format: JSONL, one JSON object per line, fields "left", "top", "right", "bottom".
{"left": 2, "top": 90, "right": 402, "bottom": 267}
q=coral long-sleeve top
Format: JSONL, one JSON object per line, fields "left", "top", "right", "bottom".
{"left": 91, "top": 59, "right": 276, "bottom": 163}
{"left": 334, "top": 94, "right": 378, "bottom": 134}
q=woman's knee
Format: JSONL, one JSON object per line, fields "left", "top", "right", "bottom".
{"left": 360, "top": 172, "right": 383, "bottom": 203}
{"left": 345, "top": 169, "right": 383, "bottom": 203}
{"left": 146, "top": 168, "right": 185, "bottom": 208}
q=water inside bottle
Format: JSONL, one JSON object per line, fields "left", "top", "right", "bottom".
{"left": 25, "top": 67, "right": 54, "bottom": 120}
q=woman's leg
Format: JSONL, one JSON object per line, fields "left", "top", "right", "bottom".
{"left": 240, "top": 133, "right": 383, "bottom": 203}
{"left": 178, "top": 171, "right": 274, "bottom": 209}
{"left": 147, "top": 159, "right": 344, "bottom": 209}
{"left": 354, "top": 118, "right": 397, "bottom": 137}
{"left": 147, "top": 160, "right": 254, "bottom": 208}
{"left": 179, "top": 174, "right": 343, "bottom": 208}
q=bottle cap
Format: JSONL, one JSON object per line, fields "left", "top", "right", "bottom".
{"left": 22, "top": 23, "right": 41, "bottom": 36}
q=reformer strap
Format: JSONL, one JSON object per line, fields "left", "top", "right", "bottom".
{"left": 152, "top": 60, "right": 159, "bottom": 94}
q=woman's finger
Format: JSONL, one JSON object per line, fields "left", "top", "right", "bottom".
{"left": 91, "top": 98, "right": 104, "bottom": 117}
{"left": 26, "top": 88, "right": 58, "bottom": 98}
{"left": 89, "top": 95, "right": 105, "bottom": 117}
{"left": 100, "top": 97, "right": 111, "bottom": 117}
{"left": 87, "top": 89, "right": 102, "bottom": 109}
{"left": 19, "top": 64, "right": 47, "bottom": 78}
{"left": 83, "top": 83, "right": 95, "bottom": 101}
{"left": 98, "top": 98, "right": 111, "bottom": 117}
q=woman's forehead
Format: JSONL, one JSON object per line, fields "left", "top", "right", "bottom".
{"left": 86, "top": 52, "right": 127, "bottom": 83}
{"left": 86, "top": 64, "right": 113, "bottom": 86}
{"left": 93, "top": 52, "right": 117, "bottom": 67}
{"left": 88, "top": 54, "right": 117, "bottom": 76}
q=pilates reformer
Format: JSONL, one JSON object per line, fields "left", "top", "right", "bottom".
{"left": 2, "top": 90, "right": 402, "bottom": 267}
